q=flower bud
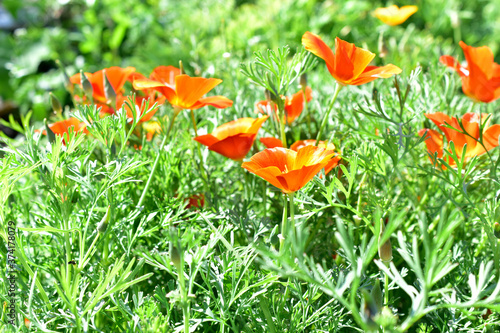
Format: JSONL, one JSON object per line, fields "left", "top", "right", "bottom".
{"left": 371, "top": 279, "right": 383, "bottom": 311}
{"left": 103, "top": 69, "right": 117, "bottom": 107}
{"left": 179, "top": 60, "right": 184, "bottom": 75}
{"left": 378, "top": 219, "right": 392, "bottom": 263}
{"left": 97, "top": 205, "right": 111, "bottom": 233}
{"left": 50, "top": 92, "right": 62, "bottom": 115}
{"left": 44, "top": 118, "right": 56, "bottom": 143}
{"left": 170, "top": 245, "right": 182, "bottom": 269}
{"left": 299, "top": 73, "right": 307, "bottom": 89}
{"left": 494, "top": 222, "right": 500, "bottom": 239}
{"left": 80, "top": 70, "right": 93, "bottom": 99}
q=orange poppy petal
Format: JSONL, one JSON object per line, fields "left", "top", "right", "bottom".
{"left": 276, "top": 162, "right": 328, "bottom": 192}
{"left": 194, "top": 134, "right": 220, "bottom": 147}
{"left": 149, "top": 66, "right": 181, "bottom": 86}
{"left": 242, "top": 163, "right": 287, "bottom": 191}
{"left": 260, "top": 137, "right": 283, "bottom": 149}
{"left": 324, "top": 155, "right": 342, "bottom": 175}
{"left": 293, "top": 145, "right": 335, "bottom": 169}
{"left": 174, "top": 75, "right": 222, "bottom": 109}
{"left": 374, "top": 5, "right": 418, "bottom": 26}
{"left": 206, "top": 134, "right": 256, "bottom": 160}
{"left": 482, "top": 124, "right": 500, "bottom": 151}
{"left": 460, "top": 41, "right": 494, "bottom": 78}
{"left": 350, "top": 64, "right": 402, "bottom": 85}
{"left": 190, "top": 96, "right": 234, "bottom": 110}
{"left": 133, "top": 78, "right": 177, "bottom": 102}
{"left": 439, "top": 55, "right": 466, "bottom": 77}
{"left": 302, "top": 32, "right": 337, "bottom": 77}
{"left": 419, "top": 128, "right": 444, "bottom": 158}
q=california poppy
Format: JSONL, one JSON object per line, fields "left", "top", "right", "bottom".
{"left": 302, "top": 32, "right": 402, "bottom": 86}
{"left": 242, "top": 146, "right": 336, "bottom": 193}
{"left": 419, "top": 112, "right": 500, "bottom": 167}
{"left": 260, "top": 137, "right": 284, "bottom": 149}
{"left": 38, "top": 117, "right": 88, "bottom": 144}
{"left": 440, "top": 42, "right": 500, "bottom": 103}
{"left": 256, "top": 87, "right": 313, "bottom": 124}
{"left": 374, "top": 5, "right": 418, "bottom": 26}
{"left": 194, "top": 116, "right": 269, "bottom": 160}
{"left": 290, "top": 139, "right": 341, "bottom": 175}
{"left": 70, "top": 66, "right": 136, "bottom": 103}
{"left": 134, "top": 74, "right": 233, "bottom": 111}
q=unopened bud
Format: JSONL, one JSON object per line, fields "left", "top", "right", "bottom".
{"left": 44, "top": 118, "right": 56, "bottom": 143}
{"left": 299, "top": 73, "right": 307, "bottom": 89}
{"left": 80, "top": 70, "right": 93, "bottom": 99}
{"left": 97, "top": 205, "right": 111, "bottom": 233}
{"left": 494, "top": 222, "right": 500, "bottom": 239}
{"left": 361, "top": 289, "right": 379, "bottom": 330}
{"left": 371, "top": 279, "right": 383, "bottom": 311}
{"left": 378, "top": 219, "right": 392, "bottom": 263}
{"left": 170, "top": 245, "right": 181, "bottom": 268}
{"left": 50, "top": 92, "right": 62, "bottom": 115}
{"left": 103, "top": 69, "right": 117, "bottom": 107}
{"left": 179, "top": 60, "right": 184, "bottom": 75}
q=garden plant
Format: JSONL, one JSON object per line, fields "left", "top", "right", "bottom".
{"left": 2, "top": 0, "right": 500, "bottom": 332}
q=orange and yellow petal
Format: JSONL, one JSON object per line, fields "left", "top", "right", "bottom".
{"left": 374, "top": 5, "right": 418, "bottom": 26}
{"left": 173, "top": 75, "right": 222, "bottom": 109}
{"left": 260, "top": 137, "right": 283, "bottom": 149}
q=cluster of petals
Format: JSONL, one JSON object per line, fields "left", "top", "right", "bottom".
{"left": 301, "top": 32, "right": 402, "bottom": 86}
{"left": 242, "top": 145, "right": 336, "bottom": 193}
{"left": 133, "top": 67, "right": 233, "bottom": 111}
{"left": 194, "top": 116, "right": 268, "bottom": 161}
{"left": 38, "top": 117, "right": 88, "bottom": 144}
{"left": 373, "top": 5, "right": 418, "bottom": 26}
{"left": 260, "top": 138, "right": 341, "bottom": 175}
{"left": 440, "top": 41, "right": 500, "bottom": 103}
{"left": 419, "top": 112, "right": 500, "bottom": 167}
{"left": 256, "top": 87, "right": 313, "bottom": 124}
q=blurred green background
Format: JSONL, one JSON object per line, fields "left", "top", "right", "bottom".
{"left": 1, "top": 0, "right": 499, "bottom": 123}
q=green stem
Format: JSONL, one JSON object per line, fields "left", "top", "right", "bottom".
{"left": 384, "top": 265, "right": 389, "bottom": 306}
{"left": 288, "top": 193, "right": 295, "bottom": 242}
{"left": 190, "top": 109, "right": 210, "bottom": 192}
{"left": 279, "top": 193, "right": 288, "bottom": 253}
{"left": 279, "top": 110, "right": 287, "bottom": 148}
{"left": 137, "top": 108, "right": 180, "bottom": 208}
{"left": 315, "top": 84, "right": 342, "bottom": 145}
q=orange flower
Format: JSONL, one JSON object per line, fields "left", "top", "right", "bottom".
{"left": 194, "top": 116, "right": 268, "bottom": 160}
{"left": 260, "top": 137, "right": 284, "bottom": 149}
{"left": 242, "top": 146, "right": 336, "bottom": 193}
{"left": 38, "top": 118, "right": 88, "bottom": 144}
{"left": 256, "top": 87, "right": 313, "bottom": 124}
{"left": 440, "top": 42, "right": 500, "bottom": 103}
{"left": 302, "top": 32, "right": 402, "bottom": 86}
{"left": 70, "top": 66, "right": 136, "bottom": 103}
{"left": 134, "top": 73, "right": 233, "bottom": 110}
{"left": 419, "top": 112, "right": 500, "bottom": 167}
{"left": 290, "top": 140, "right": 341, "bottom": 175}
{"left": 284, "top": 87, "right": 313, "bottom": 123}
{"left": 374, "top": 5, "right": 418, "bottom": 26}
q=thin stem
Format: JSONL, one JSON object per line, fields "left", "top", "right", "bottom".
{"left": 288, "top": 193, "right": 295, "bottom": 242}
{"left": 279, "top": 111, "right": 288, "bottom": 148}
{"left": 190, "top": 109, "right": 210, "bottom": 191}
{"left": 137, "top": 108, "right": 180, "bottom": 208}
{"left": 279, "top": 193, "right": 288, "bottom": 253}
{"left": 384, "top": 265, "right": 389, "bottom": 306}
{"left": 315, "top": 83, "right": 342, "bottom": 145}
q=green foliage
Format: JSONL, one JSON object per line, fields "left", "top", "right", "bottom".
{"left": 2, "top": 0, "right": 500, "bottom": 332}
